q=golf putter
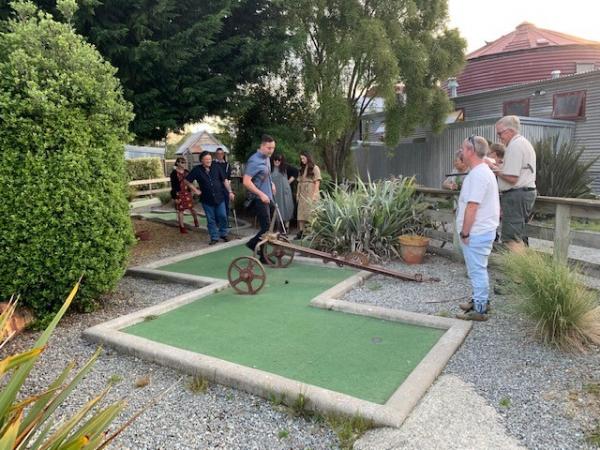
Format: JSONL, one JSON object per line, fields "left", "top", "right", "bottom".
{"left": 271, "top": 200, "right": 288, "bottom": 236}
{"left": 232, "top": 204, "right": 239, "bottom": 236}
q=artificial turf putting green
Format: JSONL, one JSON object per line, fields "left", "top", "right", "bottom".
{"left": 125, "top": 245, "right": 445, "bottom": 404}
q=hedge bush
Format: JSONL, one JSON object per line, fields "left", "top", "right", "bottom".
{"left": 126, "top": 157, "right": 164, "bottom": 181}
{"left": 0, "top": 2, "right": 134, "bottom": 317}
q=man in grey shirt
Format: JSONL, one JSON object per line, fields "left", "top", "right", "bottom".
{"left": 243, "top": 134, "right": 276, "bottom": 261}
{"left": 493, "top": 115, "right": 536, "bottom": 246}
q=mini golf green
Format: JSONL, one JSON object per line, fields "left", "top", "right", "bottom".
{"left": 125, "top": 245, "right": 445, "bottom": 404}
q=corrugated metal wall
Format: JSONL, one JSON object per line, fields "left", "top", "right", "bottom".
{"left": 356, "top": 70, "right": 600, "bottom": 191}
{"left": 453, "top": 71, "right": 600, "bottom": 191}
{"left": 353, "top": 118, "right": 574, "bottom": 188}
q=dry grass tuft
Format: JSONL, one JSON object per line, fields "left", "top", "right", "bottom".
{"left": 500, "top": 248, "right": 600, "bottom": 352}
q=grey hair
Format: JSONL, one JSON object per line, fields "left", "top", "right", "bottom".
{"left": 465, "top": 136, "right": 489, "bottom": 159}
{"left": 496, "top": 115, "right": 520, "bottom": 133}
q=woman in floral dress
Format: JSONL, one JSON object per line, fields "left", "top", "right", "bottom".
{"left": 170, "top": 157, "right": 199, "bottom": 233}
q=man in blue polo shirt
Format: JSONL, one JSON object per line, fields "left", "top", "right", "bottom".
{"left": 186, "top": 151, "right": 235, "bottom": 245}
{"left": 243, "top": 134, "right": 276, "bottom": 261}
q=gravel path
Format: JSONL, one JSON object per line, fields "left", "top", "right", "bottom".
{"left": 344, "top": 254, "right": 600, "bottom": 450}
{"left": 355, "top": 375, "right": 525, "bottom": 450}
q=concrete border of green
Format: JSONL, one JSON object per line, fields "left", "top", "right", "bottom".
{"left": 131, "top": 211, "right": 252, "bottom": 233}
{"left": 129, "top": 197, "right": 161, "bottom": 209}
{"left": 84, "top": 241, "right": 471, "bottom": 428}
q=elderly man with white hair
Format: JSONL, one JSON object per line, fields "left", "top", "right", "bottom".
{"left": 493, "top": 115, "right": 537, "bottom": 245}
{"left": 456, "top": 135, "right": 500, "bottom": 321}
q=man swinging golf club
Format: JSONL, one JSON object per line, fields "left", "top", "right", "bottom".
{"left": 243, "top": 134, "right": 276, "bottom": 263}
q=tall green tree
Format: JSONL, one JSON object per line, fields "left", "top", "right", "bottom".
{"left": 0, "top": 0, "right": 294, "bottom": 141}
{"left": 74, "top": 0, "right": 292, "bottom": 141}
{"left": 233, "top": 71, "right": 313, "bottom": 163}
{"left": 292, "top": 0, "right": 466, "bottom": 178}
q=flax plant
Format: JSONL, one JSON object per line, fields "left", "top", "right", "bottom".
{"left": 306, "top": 177, "right": 427, "bottom": 260}
{"left": 500, "top": 249, "right": 600, "bottom": 352}
{"left": 535, "top": 137, "right": 599, "bottom": 198}
{"left": 0, "top": 280, "right": 144, "bottom": 449}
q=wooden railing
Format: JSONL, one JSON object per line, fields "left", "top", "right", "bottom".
{"left": 128, "top": 177, "right": 171, "bottom": 197}
{"left": 163, "top": 159, "right": 176, "bottom": 176}
{"left": 416, "top": 187, "right": 600, "bottom": 264}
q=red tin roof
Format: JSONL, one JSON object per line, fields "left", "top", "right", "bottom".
{"left": 468, "top": 22, "right": 600, "bottom": 59}
{"left": 452, "top": 23, "right": 600, "bottom": 96}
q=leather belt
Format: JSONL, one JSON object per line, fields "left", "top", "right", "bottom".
{"left": 501, "top": 187, "right": 536, "bottom": 193}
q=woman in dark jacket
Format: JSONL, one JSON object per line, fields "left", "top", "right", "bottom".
{"left": 170, "top": 157, "right": 199, "bottom": 233}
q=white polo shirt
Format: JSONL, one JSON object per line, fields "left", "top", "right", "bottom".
{"left": 456, "top": 163, "right": 500, "bottom": 235}
{"left": 498, "top": 134, "right": 536, "bottom": 192}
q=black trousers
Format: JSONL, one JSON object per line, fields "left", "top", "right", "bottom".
{"left": 247, "top": 200, "right": 271, "bottom": 251}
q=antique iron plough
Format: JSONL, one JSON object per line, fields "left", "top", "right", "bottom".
{"left": 227, "top": 203, "right": 439, "bottom": 294}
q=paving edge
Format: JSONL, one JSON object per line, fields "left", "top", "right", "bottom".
{"left": 84, "top": 242, "right": 472, "bottom": 428}
{"left": 131, "top": 213, "right": 252, "bottom": 234}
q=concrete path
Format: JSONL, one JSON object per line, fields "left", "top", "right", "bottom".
{"left": 354, "top": 375, "right": 525, "bottom": 450}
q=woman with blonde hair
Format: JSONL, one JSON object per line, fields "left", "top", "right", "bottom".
{"left": 170, "top": 157, "right": 199, "bottom": 233}
{"left": 296, "top": 151, "right": 321, "bottom": 239}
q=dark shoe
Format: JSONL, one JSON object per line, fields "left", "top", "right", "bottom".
{"left": 209, "top": 240, "right": 218, "bottom": 246}
{"left": 221, "top": 236, "right": 229, "bottom": 242}
{"left": 193, "top": 217, "right": 199, "bottom": 228}
{"left": 295, "top": 231, "right": 303, "bottom": 240}
{"left": 456, "top": 310, "right": 488, "bottom": 321}
{"left": 180, "top": 226, "right": 188, "bottom": 234}
{"left": 459, "top": 301, "right": 490, "bottom": 313}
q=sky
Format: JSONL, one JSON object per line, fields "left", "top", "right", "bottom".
{"left": 447, "top": 0, "right": 600, "bottom": 54}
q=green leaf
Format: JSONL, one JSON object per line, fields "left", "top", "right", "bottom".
{"left": 0, "top": 281, "right": 81, "bottom": 428}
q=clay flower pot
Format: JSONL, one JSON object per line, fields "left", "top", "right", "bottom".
{"left": 398, "top": 235, "right": 430, "bottom": 264}
{"left": 135, "top": 229, "right": 151, "bottom": 241}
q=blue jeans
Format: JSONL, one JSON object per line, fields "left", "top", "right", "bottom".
{"left": 460, "top": 231, "right": 495, "bottom": 313}
{"left": 202, "top": 201, "right": 228, "bottom": 241}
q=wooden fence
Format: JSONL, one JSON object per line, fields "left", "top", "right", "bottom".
{"left": 128, "top": 177, "right": 171, "bottom": 197}
{"left": 417, "top": 187, "right": 600, "bottom": 264}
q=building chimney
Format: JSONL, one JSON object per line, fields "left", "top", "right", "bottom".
{"left": 551, "top": 70, "right": 561, "bottom": 79}
{"left": 447, "top": 77, "right": 459, "bottom": 98}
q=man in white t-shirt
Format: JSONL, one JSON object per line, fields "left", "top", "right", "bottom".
{"left": 456, "top": 135, "right": 500, "bottom": 321}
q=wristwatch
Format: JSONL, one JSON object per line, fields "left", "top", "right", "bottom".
{"left": 459, "top": 231, "right": 469, "bottom": 239}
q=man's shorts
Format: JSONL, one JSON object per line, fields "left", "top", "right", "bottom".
{"left": 500, "top": 188, "right": 536, "bottom": 243}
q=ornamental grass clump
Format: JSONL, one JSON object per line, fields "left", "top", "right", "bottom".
{"left": 0, "top": 281, "right": 129, "bottom": 449}
{"left": 306, "top": 177, "right": 427, "bottom": 260}
{"left": 534, "top": 137, "right": 599, "bottom": 198}
{"left": 500, "top": 249, "right": 600, "bottom": 352}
